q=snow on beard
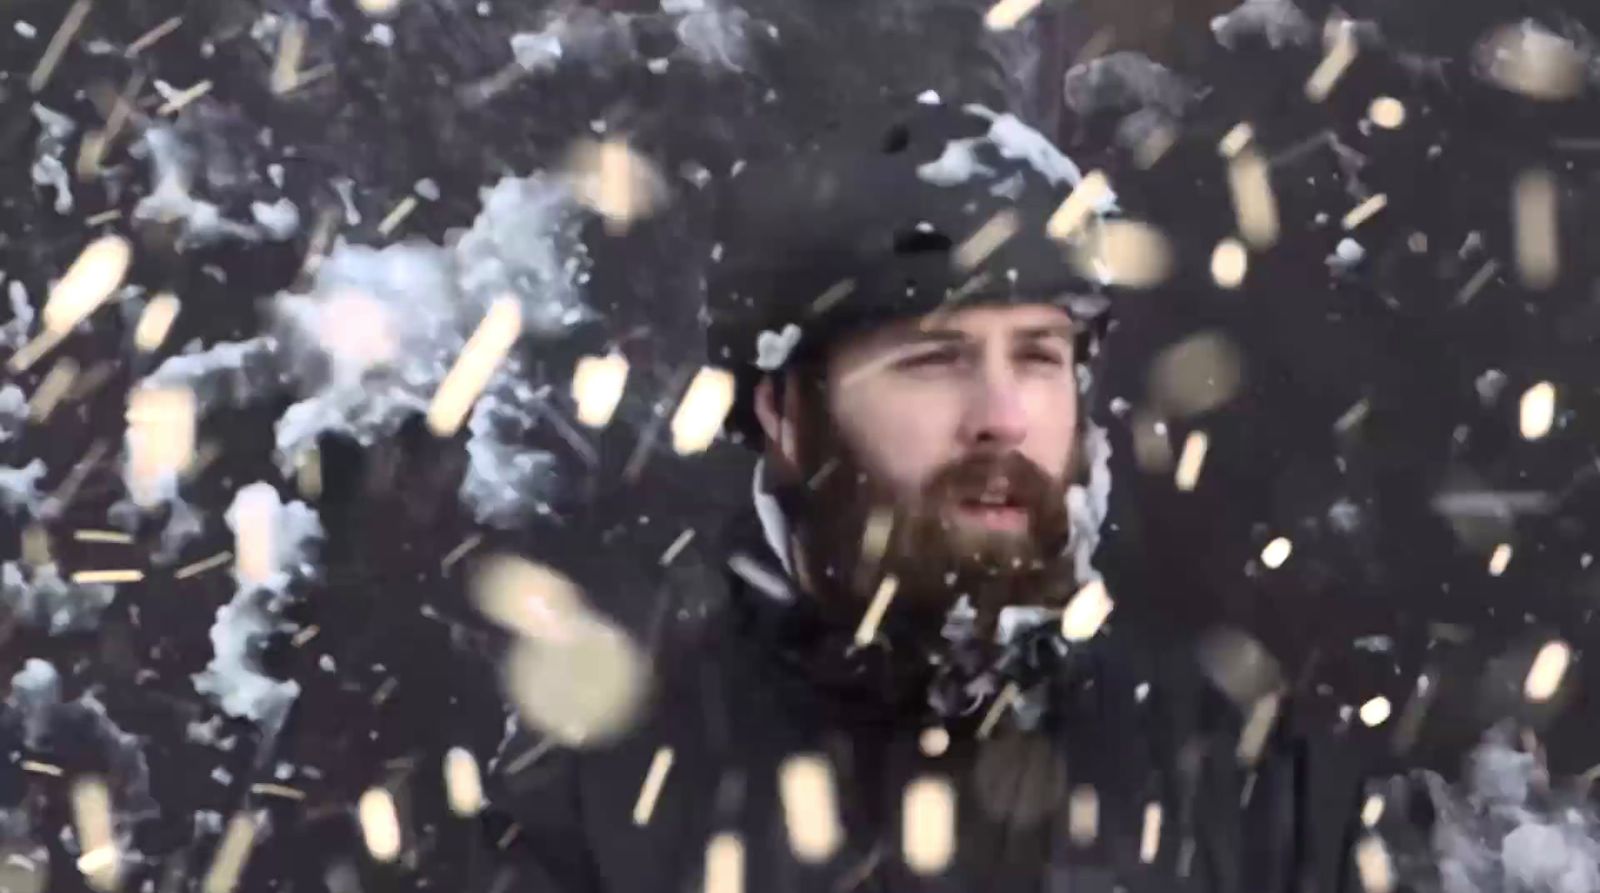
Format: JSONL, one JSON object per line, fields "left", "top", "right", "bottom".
{"left": 779, "top": 376, "right": 1077, "bottom": 631}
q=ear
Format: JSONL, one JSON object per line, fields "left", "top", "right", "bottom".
{"left": 753, "top": 375, "right": 800, "bottom": 472}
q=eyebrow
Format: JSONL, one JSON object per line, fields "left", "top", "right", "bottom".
{"left": 898, "top": 321, "right": 1079, "bottom": 346}
{"left": 1013, "top": 323, "right": 1080, "bottom": 341}
{"left": 837, "top": 320, "right": 1077, "bottom": 389}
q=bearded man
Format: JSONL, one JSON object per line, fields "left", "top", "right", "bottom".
{"left": 475, "top": 100, "right": 1371, "bottom": 893}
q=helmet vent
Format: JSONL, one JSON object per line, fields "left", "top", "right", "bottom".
{"left": 882, "top": 122, "right": 912, "bottom": 154}
{"left": 892, "top": 227, "right": 952, "bottom": 256}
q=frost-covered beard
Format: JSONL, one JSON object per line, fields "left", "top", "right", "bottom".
{"left": 780, "top": 386, "right": 1079, "bottom": 637}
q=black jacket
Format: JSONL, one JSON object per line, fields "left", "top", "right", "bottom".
{"left": 472, "top": 511, "right": 1378, "bottom": 893}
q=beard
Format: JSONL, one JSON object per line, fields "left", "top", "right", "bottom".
{"left": 777, "top": 395, "right": 1079, "bottom": 639}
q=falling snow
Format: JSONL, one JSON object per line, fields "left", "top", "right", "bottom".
{"left": 1210, "top": 0, "right": 1316, "bottom": 50}
{"left": 191, "top": 484, "right": 323, "bottom": 727}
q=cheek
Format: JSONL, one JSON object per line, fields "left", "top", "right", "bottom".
{"left": 1023, "top": 385, "right": 1080, "bottom": 478}
{"left": 832, "top": 383, "right": 959, "bottom": 497}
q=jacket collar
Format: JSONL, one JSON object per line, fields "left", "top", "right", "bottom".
{"left": 722, "top": 468, "right": 1081, "bottom": 729}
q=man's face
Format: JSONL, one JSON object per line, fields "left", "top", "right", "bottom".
{"left": 762, "top": 303, "right": 1084, "bottom": 620}
{"left": 825, "top": 303, "right": 1080, "bottom": 552}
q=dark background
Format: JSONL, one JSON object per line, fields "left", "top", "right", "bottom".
{"left": 5, "top": 0, "right": 1600, "bottom": 890}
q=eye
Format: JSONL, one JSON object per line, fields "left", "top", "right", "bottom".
{"left": 1016, "top": 346, "right": 1068, "bottom": 367}
{"left": 897, "top": 348, "right": 962, "bottom": 369}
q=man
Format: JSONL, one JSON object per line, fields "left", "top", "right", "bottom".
{"left": 475, "top": 101, "right": 1367, "bottom": 893}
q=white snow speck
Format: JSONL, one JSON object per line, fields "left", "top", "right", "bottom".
{"left": 919, "top": 106, "right": 1115, "bottom": 216}
{"left": 190, "top": 484, "right": 322, "bottom": 728}
{"left": 1475, "top": 368, "right": 1509, "bottom": 406}
{"left": 1210, "top": 0, "right": 1315, "bottom": 50}
{"left": 31, "top": 105, "right": 76, "bottom": 215}
{"left": 0, "top": 460, "right": 47, "bottom": 516}
{"left": 1379, "top": 727, "right": 1600, "bottom": 892}
{"left": 754, "top": 323, "right": 802, "bottom": 371}
{"left": 0, "top": 385, "right": 25, "bottom": 442}
{"left": 2, "top": 280, "right": 35, "bottom": 351}
{"left": 510, "top": 30, "right": 565, "bottom": 71}
{"left": 7, "top": 659, "right": 158, "bottom": 828}
{"left": 251, "top": 199, "right": 302, "bottom": 240}
{"left": 1068, "top": 422, "right": 1113, "bottom": 585}
{"left": 1327, "top": 237, "right": 1366, "bottom": 271}
{"left": 510, "top": 1, "right": 749, "bottom": 74}
{"left": 2, "top": 561, "right": 118, "bottom": 635}
{"left": 331, "top": 177, "right": 362, "bottom": 226}
{"left": 917, "top": 138, "right": 995, "bottom": 187}
{"left": 134, "top": 128, "right": 260, "bottom": 247}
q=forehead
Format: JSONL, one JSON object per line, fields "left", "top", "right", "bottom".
{"left": 878, "top": 303, "right": 1079, "bottom": 344}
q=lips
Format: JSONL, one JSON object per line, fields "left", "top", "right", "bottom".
{"left": 961, "top": 493, "right": 1020, "bottom": 509}
{"left": 950, "top": 477, "right": 1029, "bottom": 531}
{"left": 951, "top": 504, "right": 1029, "bottom": 533}
{"left": 966, "top": 476, "right": 1016, "bottom": 508}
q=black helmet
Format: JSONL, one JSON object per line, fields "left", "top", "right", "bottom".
{"left": 704, "top": 98, "right": 1119, "bottom": 447}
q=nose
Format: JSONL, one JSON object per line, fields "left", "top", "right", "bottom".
{"left": 959, "top": 368, "right": 1028, "bottom": 451}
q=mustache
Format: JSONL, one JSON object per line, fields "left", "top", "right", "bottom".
{"left": 919, "top": 451, "right": 1065, "bottom": 515}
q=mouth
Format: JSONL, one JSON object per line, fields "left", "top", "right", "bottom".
{"left": 948, "top": 480, "right": 1029, "bottom": 532}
